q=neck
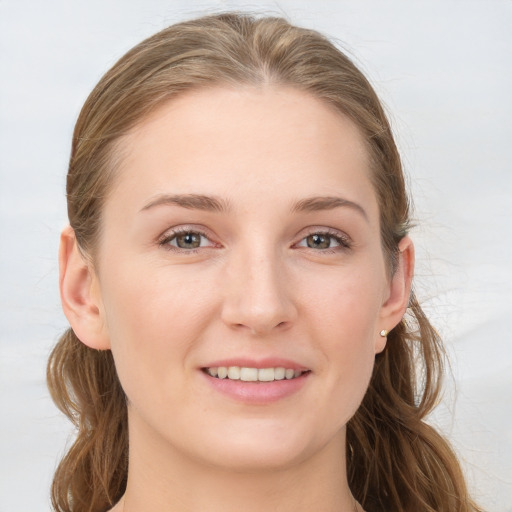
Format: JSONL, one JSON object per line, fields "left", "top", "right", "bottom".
{"left": 118, "top": 415, "right": 357, "bottom": 512}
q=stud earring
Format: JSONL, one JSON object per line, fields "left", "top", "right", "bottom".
{"left": 380, "top": 329, "right": 388, "bottom": 337}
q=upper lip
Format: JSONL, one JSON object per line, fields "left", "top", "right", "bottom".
{"left": 202, "top": 357, "right": 309, "bottom": 371}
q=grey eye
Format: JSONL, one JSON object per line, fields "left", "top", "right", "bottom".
{"left": 307, "top": 234, "right": 329, "bottom": 249}
{"left": 303, "top": 233, "right": 340, "bottom": 249}
{"left": 172, "top": 232, "right": 203, "bottom": 249}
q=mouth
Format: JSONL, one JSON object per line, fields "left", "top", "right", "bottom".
{"left": 201, "top": 361, "right": 311, "bottom": 403}
{"left": 202, "top": 366, "right": 310, "bottom": 382}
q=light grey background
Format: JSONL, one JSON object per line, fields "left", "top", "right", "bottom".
{"left": 1, "top": 1, "right": 510, "bottom": 510}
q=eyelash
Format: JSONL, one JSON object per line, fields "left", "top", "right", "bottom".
{"left": 158, "top": 227, "right": 215, "bottom": 253}
{"left": 157, "top": 227, "right": 352, "bottom": 254}
{"left": 295, "top": 229, "right": 352, "bottom": 253}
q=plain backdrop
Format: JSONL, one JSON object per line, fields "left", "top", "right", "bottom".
{"left": 0, "top": 1, "right": 511, "bottom": 510}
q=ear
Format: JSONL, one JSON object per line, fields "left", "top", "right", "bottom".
{"left": 375, "top": 236, "right": 415, "bottom": 353}
{"left": 59, "top": 225, "right": 110, "bottom": 350}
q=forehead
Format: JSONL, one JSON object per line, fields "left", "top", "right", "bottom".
{"left": 110, "top": 85, "right": 378, "bottom": 219}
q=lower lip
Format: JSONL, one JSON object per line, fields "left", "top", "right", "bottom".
{"left": 201, "top": 371, "right": 310, "bottom": 404}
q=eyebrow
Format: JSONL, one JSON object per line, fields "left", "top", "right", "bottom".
{"left": 292, "top": 196, "right": 368, "bottom": 221}
{"left": 140, "top": 194, "right": 231, "bottom": 213}
{"left": 140, "top": 193, "right": 367, "bottom": 221}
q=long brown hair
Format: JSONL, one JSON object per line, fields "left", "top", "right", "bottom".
{"left": 47, "top": 12, "right": 482, "bottom": 512}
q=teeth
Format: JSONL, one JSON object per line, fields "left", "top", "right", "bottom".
{"left": 207, "top": 367, "right": 218, "bottom": 377}
{"left": 240, "top": 367, "right": 258, "bottom": 381}
{"left": 206, "top": 366, "right": 305, "bottom": 382}
{"left": 258, "top": 368, "right": 274, "bottom": 382}
{"left": 227, "top": 366, "right": 240, "bottom": 380}
{"left": 274, "top": 367, "right": 285, "bottom": 380}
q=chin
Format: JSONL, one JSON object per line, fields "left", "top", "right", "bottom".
{"left": 207, "top": 443, "right": 311, "bottom": 473}
{"left": 186, "top": 421, "right": 339, "bottom": 473}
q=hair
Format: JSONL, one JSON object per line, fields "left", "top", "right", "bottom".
{"left": 47, "top": 12, "right": 482, "bottom": 512}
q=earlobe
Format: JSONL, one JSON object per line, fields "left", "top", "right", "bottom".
{"left": 376, "top": 236, "right": 415, "bottom": 353}
{"left": 59, "top": 225, "right": 110, "bottom": 350}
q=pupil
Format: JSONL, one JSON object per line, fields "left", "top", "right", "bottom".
{"left": 308, "top": 234, "right": 330, "bottom": 249}
{"left": 177, "top": 233, "right": 200, "bottom": 249}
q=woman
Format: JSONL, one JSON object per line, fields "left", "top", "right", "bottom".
{"left": 47, "top": 12, "right": 482, "bottom": 512}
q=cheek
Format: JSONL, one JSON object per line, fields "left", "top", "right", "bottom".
{"left": 305, "top": 262, "right": 384, "bottom": 343}
{"left": 302, "top": 265, "right": 383, "bottom": 417}
{"left": 103, "top": 254, "right": 214, "bottom": 334}
{"left": 99, "top": 260, "right": 218, "bottom": 395}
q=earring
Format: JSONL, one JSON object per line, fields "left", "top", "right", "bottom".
{"left": 379, "top": 329, "right": 388, "bottom": 337}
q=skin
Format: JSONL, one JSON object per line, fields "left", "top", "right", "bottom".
{"left": 60, "top": 86, "right": 413, "bottom": 512}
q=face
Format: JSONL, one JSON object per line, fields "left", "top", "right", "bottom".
{"left": 88, "top": 86, "right": 401, "bottom": 471}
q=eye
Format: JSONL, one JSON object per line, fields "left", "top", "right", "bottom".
{"left": 296, "top": 231, "right": 350, "bottom": 251}
{"left": 172, "top": 232, "right": 203, "bottom": 249}
{"left": 304, "top": 233, "right": 337, "bottom": 249}
{"left": 159, "top": 229, "right": 214, "bottom": 251}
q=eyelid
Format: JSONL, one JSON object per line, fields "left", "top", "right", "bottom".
{"left": 294, "top": 226, "right": 352, "bottom": 250}
{"left": 157, "top": 225, "right": 219, "bottom": 251}
{"left": 156, "top": 224, "right": 351, "bottom": 253}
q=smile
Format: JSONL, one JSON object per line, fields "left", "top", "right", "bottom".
{"left": 204, "top": 366, "right": 308, "bottom": 382}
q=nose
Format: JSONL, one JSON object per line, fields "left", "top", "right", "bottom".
{"left": 220, "top": 248, "right": 297, "bottom": 335}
